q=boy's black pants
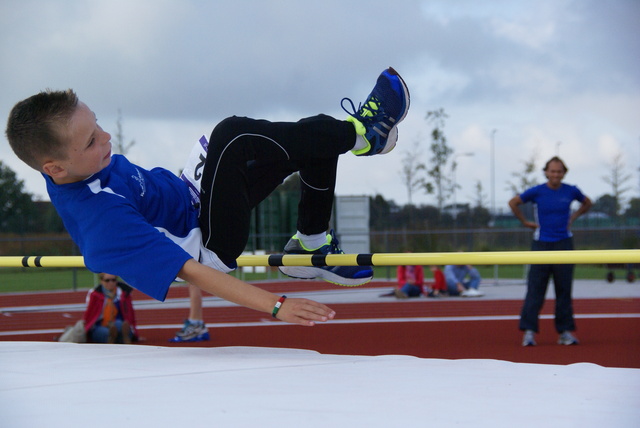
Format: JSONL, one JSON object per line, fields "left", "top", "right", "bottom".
{"left": 199, "top": 115, "right": 356, "bottom": 264}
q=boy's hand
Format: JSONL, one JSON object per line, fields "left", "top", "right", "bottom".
{"left": 178, "top": 260, "right": 335, "bottom": 327}
{"left": 276, "top": 298, "right": 336, "bottom": 326}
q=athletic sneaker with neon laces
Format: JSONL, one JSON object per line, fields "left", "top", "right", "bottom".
{"left": 342, "top": 67, "right": 410, "bottom": 156}
{"left": 558, "top": 331, "right": 579, "bottom": 345}
{"left": 278, "top": 230, "right": 373, "bottom": 286}
{"left": 169, "top": 320, "right": 210, "bottom": 343}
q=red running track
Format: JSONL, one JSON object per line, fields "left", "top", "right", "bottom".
{"left": 1, "top": 282, "right": 639, "bottom": 368}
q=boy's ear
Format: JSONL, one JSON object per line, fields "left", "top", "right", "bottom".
{"left": 42, "top": 161, "right": 67, "bottom": 179}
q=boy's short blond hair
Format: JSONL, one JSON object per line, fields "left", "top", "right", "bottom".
{"left": 5, "top": 89, "right": 79, "bottom": 171}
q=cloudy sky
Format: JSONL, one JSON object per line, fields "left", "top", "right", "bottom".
{"left": 1, "top": 0, "right": 638, "bottom": 213}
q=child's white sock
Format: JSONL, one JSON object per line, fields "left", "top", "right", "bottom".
{"left": 297, "top": 231, "right": 327, "bottom": 250}
{"left": 352, "top": 135, "right": 369, "bottom": 152}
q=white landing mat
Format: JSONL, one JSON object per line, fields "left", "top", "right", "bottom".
{"left": 1, "top": 342, "right": 638, "bottom": 428}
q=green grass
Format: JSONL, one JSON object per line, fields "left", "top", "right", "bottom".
{"left": 476, "top": 264, "right": 615, "bottom": 281}
{"left": 0, "top": 264, "right": 622, "bottom": 294}
{"left": 374, "top": 264, "right": 616, "bottom": 282}
{"left": 0, "top": 268, "right": 96, "bottom": 293}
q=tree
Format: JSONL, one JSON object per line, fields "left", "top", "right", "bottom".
{"left": 0, "top": 161, "right": 35, "bottom": 233}
{"left": 424, "top": 108, "right": 453, "bottom": 212}
{"left": 602, "top": 152, "right": 632, "bottom": 216}
{"left": 592, "top": 194, "right": 618, "bottom": 217}
{"left": 112, "top": 109, "right": 136, "bottom": 155}
{"left": 505, "top": 152, "right": 539, "bottom": 223}
{"left": 399, "top": 140, "right": 426, "bottom": 205}
{"left": 466, "top": 178, "right": 491, "bottom": 228}
{"left": 624, "top": 197, "right": 640, "bottom": 218}
{"left": 369, "top": 194, "right": 395, "bottom": 230}
{"left": 472, "top": 180, "right": 488, "bottom": 210}
{"left": 506, "top": 151, "right": 539, "bottom": 196}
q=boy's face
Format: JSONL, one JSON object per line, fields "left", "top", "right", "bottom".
{"left": 43, "top": 101, "right": 112, "bottom": 184}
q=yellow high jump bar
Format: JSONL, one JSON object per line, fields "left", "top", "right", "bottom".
{"left": 0, "top": 250, "right": 638, "bottom": 268}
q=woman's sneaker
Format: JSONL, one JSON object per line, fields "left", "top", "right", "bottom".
{"left": 343, "top": 67, "right": 410, "bottom": 156}
{"left": 278, "top": 230, "right": 373, "bottom": 286}
{"left": 169, "top": 320, "right": 210, "bottom": 343}
{"left": 558, "top": 331, "right": 579, "bottom": 345}
{"left": 522, "top": 330, "right": 536, "bottom": 347}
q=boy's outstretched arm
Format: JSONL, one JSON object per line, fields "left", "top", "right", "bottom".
{"left": 178, "top": 259, "right": 336, "bottom": 326}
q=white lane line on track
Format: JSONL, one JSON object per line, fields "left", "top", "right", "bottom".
{"left": 1, "top": 313, "right": 638, "bottom": 336}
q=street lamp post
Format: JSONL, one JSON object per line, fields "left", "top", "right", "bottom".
{"left": 491, "top": 129, "right": 496, "bottom": 222}
{"left": 490, "top": 129, "right": 498, "bottom": 285}
{"left": 452, "top": 152, "right": 474, "bottom": 247}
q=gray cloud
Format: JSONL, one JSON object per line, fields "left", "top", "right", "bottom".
{"left": 1, "top": 0, "right": 639, "bottom": 209}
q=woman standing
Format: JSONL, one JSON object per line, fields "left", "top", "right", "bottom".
{"left": 509, "top": 156, "right": 592, "bottom": 347}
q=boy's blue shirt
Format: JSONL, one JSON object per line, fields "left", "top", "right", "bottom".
{"left": 45, "top": 155, "right": 200, "bottom": 301}
{"left": 519, "top": 183, "right": 586, "bottom": 242}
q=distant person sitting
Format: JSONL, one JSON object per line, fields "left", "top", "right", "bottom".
{"left": 444, "top": 264, "right": 483, "bottom": 297}
{"left": 394, "top": 264, "right": 425, "bottom": 298}
{"left": 424, "top": 265, "right": 446, "bottom": 297}
{"left": 83, "top": 273, "right": 138, "bottom": 344}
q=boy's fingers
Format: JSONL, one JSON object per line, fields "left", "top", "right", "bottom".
{"left": 280, "top": 298, "right": 335, "bottom": 325}
{"left": 300, "top": 301, "right": 335, "bottom": 318}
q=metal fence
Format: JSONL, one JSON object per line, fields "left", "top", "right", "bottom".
{"left": 368, "top": 227, "right": 640, "bottom": 253}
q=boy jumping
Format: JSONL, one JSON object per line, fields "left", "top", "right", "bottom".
{"left": 6, "top": 68, "right": 410, "bottom": 326}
